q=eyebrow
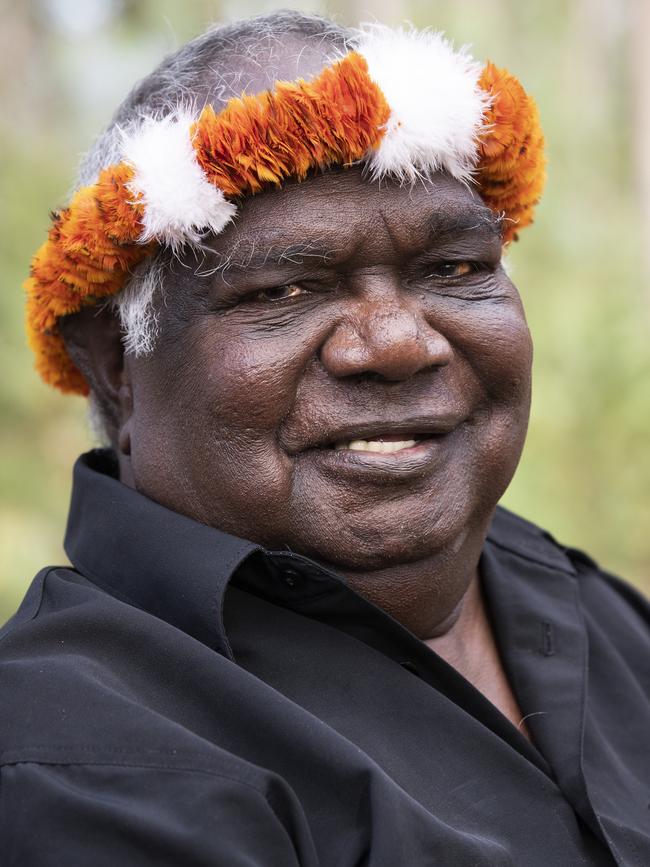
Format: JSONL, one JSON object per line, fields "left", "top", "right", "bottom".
{"left": 198, "top": 204, "right": 504, "bottom": 280}
{"left": 425, "top": 205, "right": 505, "bottom": 244}
{"left": 197, "top": 239, "right": 339, "bottom": 279}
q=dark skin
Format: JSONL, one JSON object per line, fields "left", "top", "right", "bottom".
{"left": 62, "top": 167, "right": 533, "bottom": 733}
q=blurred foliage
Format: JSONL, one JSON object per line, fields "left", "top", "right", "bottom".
{"left": 1, "top": 0, "right": 648, "bottom": 623}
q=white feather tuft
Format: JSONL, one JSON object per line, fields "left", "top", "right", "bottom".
{"left": 354, "top": 25, "right": 491, "bottom": 183}
{"left": 120, "top": 109, "right": 237, "bottom": 250}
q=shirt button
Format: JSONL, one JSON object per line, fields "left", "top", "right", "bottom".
{"left": 400, "top": 661, "right": 422, "bottom": 678}
{"left": 283, "top": 568, "right": 300, "bottom": 587}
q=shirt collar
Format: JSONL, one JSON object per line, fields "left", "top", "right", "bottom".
{"left": 64, "top": 449, "right": 262, "bottom": 658}
{"left": 64, "top": 449, "right": 591, "bottom": 787}
{"left": 64, "top": 450, "right": 582, "bottom": 673}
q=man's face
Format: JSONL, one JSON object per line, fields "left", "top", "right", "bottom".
{"left": 124, "top": 167, "right": 533, "bottom": 571}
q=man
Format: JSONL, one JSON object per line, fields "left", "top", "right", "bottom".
{"left": 1, "top": 10, "right": 648, "bottom": 866}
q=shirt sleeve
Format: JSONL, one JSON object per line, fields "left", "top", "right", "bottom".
{"left": 0, "top": 761, "right": 315, "bottom": 867}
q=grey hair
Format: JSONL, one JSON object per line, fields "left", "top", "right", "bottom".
{"left": 115, "top": 249, "right": 169, "bottom": 357}
{"left": 73, "top": 10, "right": 352, "bottom": 443}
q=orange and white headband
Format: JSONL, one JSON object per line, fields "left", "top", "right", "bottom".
{"left": 25, "top": 26, "right": 545, "bottom": 395}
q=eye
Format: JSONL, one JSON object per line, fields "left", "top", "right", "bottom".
{"left": 425, "top": 261, "right": 475, "bottom": 279}
{"left": 253, "top": 283, "right": 308, "bottom": 302}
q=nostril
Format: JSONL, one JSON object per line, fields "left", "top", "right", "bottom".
{"left": 350, "top": 371, "right": 396, "bottom": 385}
{"left": 320, "top": 308, "right": 452, "bottom": 381}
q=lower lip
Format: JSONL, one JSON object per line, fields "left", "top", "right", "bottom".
{"left": 298, "top": 435, "right": 455, "bottom": 483}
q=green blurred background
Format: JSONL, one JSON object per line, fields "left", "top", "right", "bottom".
{"left": 1, "top": 0, "right": 649, "bottom": 623}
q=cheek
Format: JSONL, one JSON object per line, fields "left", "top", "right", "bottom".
{"left": 436, "top": 301, "right": 533, "bottom": 406}
{"left": 465, "top": 305, "right": 533, "bottom": 487}
{"left": 426, "top": 299, "right": 532, "bottom": 490}
{"left": 481, "top": 309, "right": 531, "bottom": 398}
{"left": 128, "top": 313, "right": 331, "bottom": 538}
{"left": 188, "top": 317, "right": 318, "bottom": 433}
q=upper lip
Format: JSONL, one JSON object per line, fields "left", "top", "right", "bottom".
{"left": 289, "top": 413, "right": 465, "bottom": 453}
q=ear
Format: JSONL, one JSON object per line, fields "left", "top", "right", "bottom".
{"left": 59, "top": 304, "right": 132, "bottom": 451}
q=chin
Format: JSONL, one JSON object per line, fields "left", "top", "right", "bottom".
{"left": 288, "top": 496, "right": 481, "bottom": 574}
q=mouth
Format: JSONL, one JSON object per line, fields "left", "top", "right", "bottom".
{"left": 292, "top": 416, "right": 466, "bottom": 482}
{"left": 331, "top": 433, "right": 433, "bottom": 454}
{"left": 303, "top": 414, "right": 464, "bottom": 453}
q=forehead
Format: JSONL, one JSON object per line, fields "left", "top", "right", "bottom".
{"left": 197, "top": 35, "right": 344, "bottom": 112}
{"left": 204, "top": 167, "right": 501, "bottom": 268}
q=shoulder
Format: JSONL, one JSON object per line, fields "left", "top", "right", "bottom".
{"left": 488, "top": 505, "right": 650, "bottom": 653}
{"left": 487, "top": 505, "right": 581, "bottom": 574}
{"left": 0, "top": 566, "right": 243, "bottom": 767}
{"left": 0, "top": 566, "right": 195, "bottom": 750}
{"left": 0, "top": 567, "right": 311, "bottom": 865}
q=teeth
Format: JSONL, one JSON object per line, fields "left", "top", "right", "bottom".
{"left": 335, "top": 439, "right": 418, "bottom": 453}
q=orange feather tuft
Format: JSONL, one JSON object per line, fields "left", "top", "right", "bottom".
{"left": 192, "top": 52, "right": 390, "bottom": 197}
{"left": 477, "top": 62, "right": 546, "bottom": 243}
{"left": 24, "top": 164, "right": 154, "bottom": 394}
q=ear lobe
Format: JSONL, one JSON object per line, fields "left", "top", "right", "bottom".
{"left": 59, "top": 304, "right": 131, "bottom": 445}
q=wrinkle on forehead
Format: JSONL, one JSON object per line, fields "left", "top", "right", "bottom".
{"left": 179, "top": 168, "right": 504, "bottom": 285}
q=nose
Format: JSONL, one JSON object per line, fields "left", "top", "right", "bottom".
{"left": 320, "top": 292, "right": 453, "bottom": 382}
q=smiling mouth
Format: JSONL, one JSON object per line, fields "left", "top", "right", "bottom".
{"left": 290, "top": 415, "right": 467, "bottom": 483}
{"left": 332, "top": 434, "right": 431, "bottom": 454}
{"left": 289, "top": 414, "right": 466, "bottom": 480}
{"left": 301, "top": 429, "right": 454, "bottom": 482}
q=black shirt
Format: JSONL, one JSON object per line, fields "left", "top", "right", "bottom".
{"left": 1, "top": 449, "right": 649, "bottom": 866}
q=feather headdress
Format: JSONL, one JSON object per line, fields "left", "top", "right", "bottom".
{"left": 24, "top": 26, "right": 545, "bottom": 395}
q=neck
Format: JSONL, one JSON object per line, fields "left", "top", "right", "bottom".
{"left": 424, "top": 571, "right": 486, "bottom": 664}
{"left": 335, "top": 526, "right": 487, "bottom": 641}
{"left": 337, "top": 538, "right": 530, "bottom": 736}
